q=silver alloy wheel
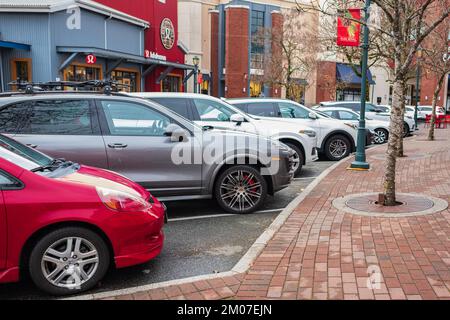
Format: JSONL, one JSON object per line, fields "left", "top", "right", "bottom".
{"left": 374, "top": 129, "right": 387, "bottom": 144}
{"left": 291, "top": 150, "right": 301, "bottom": 173}
{"left": 41, "top": 237, "right": 99, "bottom": 289}
{"left": 329, "top": 139, "right": 348, "bottom": 159}
{"left": 220, "top": 170, "right": 262, "bottom": 212}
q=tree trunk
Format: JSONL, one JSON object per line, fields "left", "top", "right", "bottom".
{"left": 396, "top": 80, "right": 407, "bottom": 157}
{"left": 384, "top": 80, "right": 405, "bottom": 206}
{"left": 428, "top": 74, "right": 446, "bottom": 141}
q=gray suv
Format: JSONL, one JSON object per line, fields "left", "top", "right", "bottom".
{"left": 0, "top": 92, "right": 294, "bottom": 214}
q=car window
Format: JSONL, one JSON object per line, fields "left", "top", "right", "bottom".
{"left": 0, "top": 135, "right": 51, "bottom": 166}
{"left": 246, "top": 102, "right": 277, "bottom": 117}
{"left": 150, "top": 98, "right": 191, "bottom": 119}
{"left": 366, "top": 103, "right": 379, "bottom": 112}
{"left": 338, "top": 110, "right": 359, "bottom": 120}
{"left": 0, "top": 146, "right": 39, "bottom": 171}
{"left": 192, "top": 99, "right": 235, "bottom": 121}
{"left": 0, "top": 171, "right": 21, "bottom": 189}
{"left": 0, "top": 101, "right": 33, "bottom": 134}
{"left": 101, "top": 101, "right": 172, "bottom": 136}
{"left": 278, "top": 102, "right": 310, "bottom": 119}
{"left": 231, "top": 103, "right": 247, "bottom": 112}
{"left": 319, "top": 111, "right": 333, "bottom": 118}
{"left": 16, "top": 100, "right": 95, "bottom": 135}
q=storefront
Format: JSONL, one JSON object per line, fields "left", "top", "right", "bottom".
{"left": 94, "top": 0, "right": 192, "bottom": 92}
{"left": 0, "top": 0, "right": 194, "bottom": 93}
{"left": 336, "top": 63, "right": 376, "bottom": 101}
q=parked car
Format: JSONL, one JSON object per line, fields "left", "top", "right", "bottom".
{"left": 0, "top": 134, "right": 166, "bottom": 295}
{"left": 0, "top": 92, "right": 294, "bottom": 214}
{"left": 225, "top": 98, "right": 364, "bottom": 161}
{"left": 319, "top": 107, "right": 390, "bottom": 144}
{"left": 126, "top": 93, "right": 318, "bottom": 176}
{"left": 416, "top": 105, "right": 445, "bottom": 119}
{"left": 316, "top": 101, "right": 415, "bottom": 137}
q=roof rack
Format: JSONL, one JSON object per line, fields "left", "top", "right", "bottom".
{"left": 6, "top": 80, "right": 131, "bottom": 95}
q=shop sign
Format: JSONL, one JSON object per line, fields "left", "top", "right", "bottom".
{"left": 337, "top": 9, "right": 361, "bottom": 47}
{"left": 160, "top": 18, "right": 175, "bottom": 50}
{"left": 86, "top": 54, "right": 97, "bottom": 65}
{"left": 145, "top": 50, "right": 167, "bottom": 61}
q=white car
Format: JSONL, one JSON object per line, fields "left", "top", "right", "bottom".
{"left": 317, "top": 101, "right": 415, "bottom": 137}
{"left": 126, "top": 93, "right": 318, "bottom": 176}
{"left": 226, "top": 98, "right": 362, "bottom": 162}
{"left": 318, "top": 107, "right": 390, "bottom": 144}
{"left": 415, "top": 106, "right": 445, "bottom": 119}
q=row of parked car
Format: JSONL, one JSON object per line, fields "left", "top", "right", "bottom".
{"left": 0, "top": 84, "right": 412, "bottom": 295}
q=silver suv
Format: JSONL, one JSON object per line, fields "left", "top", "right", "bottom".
{"left": 0, "top": 92, "right": 294, "bottom": 214}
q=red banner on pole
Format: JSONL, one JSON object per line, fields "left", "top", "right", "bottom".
{"left": 337, "top": 9, "right": 361, "bottom": 47}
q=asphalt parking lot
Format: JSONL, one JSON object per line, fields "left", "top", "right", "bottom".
{"left": 0, "top": 160, "right": 334, "bottom": 300}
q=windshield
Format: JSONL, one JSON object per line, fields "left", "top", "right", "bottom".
{"left": 0, "top": 146, "right": 41, "bottom": 170}
{"left": 0, "top": 135, "right": 52, "bottom": 167}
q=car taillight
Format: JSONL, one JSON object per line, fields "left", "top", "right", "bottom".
{"left": 96, "top": 187, "right": 152, "bottom": 212}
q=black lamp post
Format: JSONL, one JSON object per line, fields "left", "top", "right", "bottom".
{"left": 350, "top": 0, "right": 371, "bottom": 170}
{"left": 193, "top": 56, "right": 200, "bottom": 94}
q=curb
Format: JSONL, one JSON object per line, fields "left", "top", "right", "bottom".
{"left": 65, "top": 147, "right": 385, "bottom": 300}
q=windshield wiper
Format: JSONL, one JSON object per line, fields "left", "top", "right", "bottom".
{"left": 31, "top": 158, "right": 74, "bottom": 173}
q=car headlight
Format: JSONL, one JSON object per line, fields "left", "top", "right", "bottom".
{"left": 299, "top": 129, "right": 316, "bottom": 138}
{"left": 96, "top": 187, "right": 153, "bottom": 213}
{"left": 344, "top": 123, "right": 358, "bottom": 130}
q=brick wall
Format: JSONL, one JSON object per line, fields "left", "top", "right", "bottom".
{"left": 271, "top": 11, "right": 283, "bottom": 98}
{"left": 316, "top": 61, "right": 337, "bottom": 102}
{"left": 224, "top": 6, "right": 249, "bottom": 98}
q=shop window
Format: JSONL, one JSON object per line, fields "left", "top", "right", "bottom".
{"left": 11, "top": 58, "right": 32, "bottom": 89}
{"left": 161, "top": 75, "right": 181, "bottom": 92}
{"left": 64, "top": 64, "right": 101, "bottom": 82}
{"left": 251, "top": 10, "right": 265, "bottom": 70}
{"left": 250, "top": 81, "right": 263, "bottom": 97}
{"left": 337, "top": 88, "right": 362, "bottom": 101}
{"left": 111, "top": 69, "right": 139, "bottom": 92}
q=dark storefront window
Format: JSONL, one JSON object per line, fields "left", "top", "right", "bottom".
{"left": 251, "top": 10, "right": 265, "bottom": 70}
{"left": 11, "top": 59, "right": 31, "bottom": 82}
{"left": 111, "top": 70, "right": 139, "bottom": 92}
{"left": 337, "top": 88, "right": 362, "bottom": 101}
{"left": 161, "top": 75, "right": 181, "bottom": 92}
{"left": 64, "top": 64, "right": 101, "bottom": 82}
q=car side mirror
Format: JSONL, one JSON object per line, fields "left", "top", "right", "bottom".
{"left": 308, "top": 112, "right": 319, "bottom": 120}
{"left": 164, "top": 124, "right": 189, "bottom": 142}
{"left": 230, "top": 114, "right": 245, "bottom": 124}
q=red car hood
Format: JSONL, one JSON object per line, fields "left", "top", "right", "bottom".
{"left": 58, "top": 165, "right": 151, "bottom": 201}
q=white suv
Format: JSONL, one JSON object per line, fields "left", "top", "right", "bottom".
{"left": 318, "top": 107, "right": 390, "bottom": 144}
{"left": 317, "top": 101, "right": 416, "bottom": 136}
{"left": 227, "top": 98, "right": 362, "bottom": 161}
{"left": 127, "top": 93, "right": 318, "bottom": 176}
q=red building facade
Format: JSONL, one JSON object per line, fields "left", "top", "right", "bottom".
{"left": 95, "top": 0, "right": 188, "bottom": 92}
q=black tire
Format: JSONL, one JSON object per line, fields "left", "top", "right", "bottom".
{"left": 284, "top": 143, "right": 303, "bottom": 177}
{"left": 324, "top": 134, "right": 351, "bottom": 161}
{"left": 28, "top": 227, "right": 110, "bottom": 296}
{"left": 214, "top": 165, "right": 267, "bottom": 214}
{"left": 403, "top": 122, "right": 410, "bottom": 138}
{"left": 373, "top": 128, "right": 389, "bottom": 144}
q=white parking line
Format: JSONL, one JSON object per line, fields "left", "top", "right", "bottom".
{"left": 168, "top": 208, "right": 284, "bottom": 222}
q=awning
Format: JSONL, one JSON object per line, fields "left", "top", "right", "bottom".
{"left": 0, "top": 40, "right": 30, "bottom": 50}
{"left": 336, "top": 63, "right": 375, "bottom": 85}
{"left": 57, "top": 46, "right": 194, "bottom": 70}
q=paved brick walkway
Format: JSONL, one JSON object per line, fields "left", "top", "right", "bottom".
{"left": 101, "top": 128, "right": 450, "bottom": 300}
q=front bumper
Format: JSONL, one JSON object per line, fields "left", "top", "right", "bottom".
{"left": 365, "top": 129, "right": 375, "bottom": 146}
{"left": 271, "top": 149, "right": 294, "bottom": 193}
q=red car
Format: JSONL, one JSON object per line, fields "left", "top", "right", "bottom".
{"left": 0, "top": 134, "right": 165, "bottom": 295}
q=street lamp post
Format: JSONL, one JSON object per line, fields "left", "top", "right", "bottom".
{"left": 193, "top": 56, "right": 200, "bottom": 94}
{"left": 414, "top": 48, "right": 422, "bottom": 129}
{"left": 350, "top": 0, "right": 371, "bottom": 170}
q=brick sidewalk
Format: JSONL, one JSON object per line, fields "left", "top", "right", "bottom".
{"left": 100, "top": 128, "right": 450, "bottom": 300}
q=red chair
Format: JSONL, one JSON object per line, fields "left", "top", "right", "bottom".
{"left": 424, "top": 114, "right": 432, "bottom": 128}
{"left": 435, "top": 115, "right": 447, "bottom": 129}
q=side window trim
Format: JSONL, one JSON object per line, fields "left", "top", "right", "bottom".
{"left": 0, "top": 170, "right": 24, "bottom": 191}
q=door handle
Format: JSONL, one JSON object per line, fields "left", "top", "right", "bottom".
{"left": 26, "top": 144, "right": 38, "bottom": 149}
{"left": 108, "top": 143, "right": 128, "bottom": 149}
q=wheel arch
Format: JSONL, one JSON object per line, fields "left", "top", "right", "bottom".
{"left": 19, "top": 221, "right": 115, "bottom": 277}
{"left": 321, "top": 130, "right": 356, "bottom": 152}
{"left": 278, "top": 138, "right": 306, "bottom": 165}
